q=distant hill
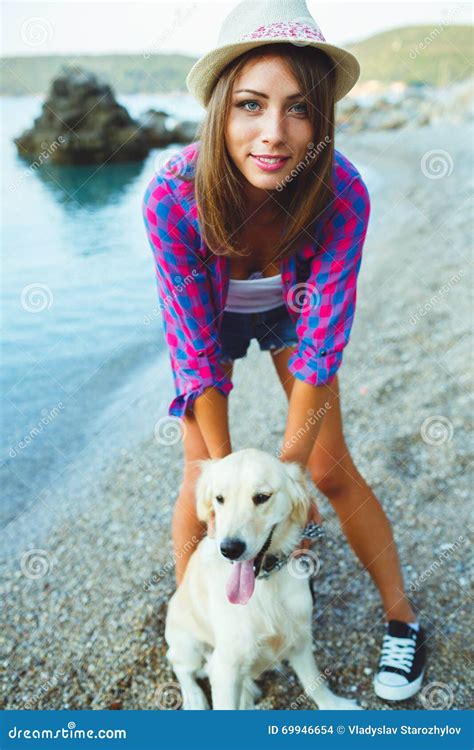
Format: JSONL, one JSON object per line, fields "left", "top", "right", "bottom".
{"left": 1, "top": 24, "right": 472, "bottom": 96}
{"left": 346, "top": 24, "right": 473, "bottom": 87}
{"left": 0, "top": 53, "right": 196, "bottom": 96}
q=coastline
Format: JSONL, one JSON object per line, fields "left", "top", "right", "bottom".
{"left": 1, "top": 121, "right": 472, "bottom": 710}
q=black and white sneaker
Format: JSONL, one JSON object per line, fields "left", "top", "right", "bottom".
{"left": 373, "top": 620, "right": 426, "bottom": 701}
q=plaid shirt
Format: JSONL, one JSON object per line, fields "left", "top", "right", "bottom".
{"left": 142, "top": 142, "right": 371, "bottom": 418}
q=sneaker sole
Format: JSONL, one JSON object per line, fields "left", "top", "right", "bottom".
{"left": 373, "top": 669, "right": 425, "bottom": 701}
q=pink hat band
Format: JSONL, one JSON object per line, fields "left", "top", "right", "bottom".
{"left": 241, "top": 21, "right": 326, "bottom": 44}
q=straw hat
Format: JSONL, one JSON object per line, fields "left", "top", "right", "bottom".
{"left": 186, "top": 0, "right": 360, "bottom": 107}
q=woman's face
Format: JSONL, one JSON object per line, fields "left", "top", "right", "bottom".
{"left": 225, "top": 54, "right": 314, "bottom": 205}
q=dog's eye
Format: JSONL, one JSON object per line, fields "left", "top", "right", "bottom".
{"left": 215, "top": 494, "right": 224, "bottom": 504}
{"left": 253, "top": 493, "right": 272, "bottom": 505}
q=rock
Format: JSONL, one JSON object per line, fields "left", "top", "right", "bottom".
{"left": 138, "top": 111, "right": 201, "bottom": 146}
{"left": 169, "top": 120, "right": 201, "bottom": 144}
{"left": 336, "top": 100, "right": 361, "bottom": 130}
{"left": 14, "top": 66, "right": 150, "bottom": 165}
{"left": 336, "top": 99, "right": 362, "bottom": 117}
{"left": 415, "top": 112, "right": 431, "bottom": 127}
{"left": 138, "top": 109, "right": 173, "bottom": 148}
{"left": 336, "top": 79, "right": 473, "bottom": 133}
{"left": 368, "top": 110, "right": 409, "bottom": 130}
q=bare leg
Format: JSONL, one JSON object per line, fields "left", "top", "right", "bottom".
{"left": 319, "top": 457, "right": 416, "bottom": 622}
{"left": 172, "top": 448, "right": 207, "bottom": 585}
{"left": 173, "top": 362, "right": 234, "bottom": 584}
{"left": 270, "top": 350, "right": 416, "bottom": 623}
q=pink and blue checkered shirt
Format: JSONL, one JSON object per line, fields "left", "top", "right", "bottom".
{"left": 142, "top": 142, "right": 371, "bottom": 418}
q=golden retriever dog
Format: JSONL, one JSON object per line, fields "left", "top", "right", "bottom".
{"left": 165, "top": 448, "right": 361, "bottom": 710}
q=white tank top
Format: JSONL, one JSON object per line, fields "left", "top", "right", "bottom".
{"left": 224, "top": 271, "right": 285, "bottom": 313}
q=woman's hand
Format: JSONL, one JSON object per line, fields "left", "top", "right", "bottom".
{"left": 207, "top": 511, "right": 216, "bottom": 538}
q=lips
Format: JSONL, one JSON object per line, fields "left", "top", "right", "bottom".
{"left": 250, "top": 154, "right": 290, "bottom": 172}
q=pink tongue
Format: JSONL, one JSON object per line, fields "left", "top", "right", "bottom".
{"left": 226, "top": 560, "right": 256, "bottom": 605}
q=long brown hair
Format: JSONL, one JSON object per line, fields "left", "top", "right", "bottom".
{"left": 191, "top": 43, "right": 336, "bottom": 260}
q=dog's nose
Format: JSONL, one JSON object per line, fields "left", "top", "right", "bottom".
{"left": 220, "top": 537, "right": 246, "bottom": 560}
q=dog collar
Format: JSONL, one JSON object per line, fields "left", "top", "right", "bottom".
{"left": 256, "top": 521, "right": 324, "bottom": 580}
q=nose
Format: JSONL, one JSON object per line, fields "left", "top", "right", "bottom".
{"left": 220, "top": 537, "right": 246, "bottom": 560}
{"left": 260, "top": 109, "right": 286, "bottom": 143}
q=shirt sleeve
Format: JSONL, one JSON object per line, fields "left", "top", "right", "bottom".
{"left": 287, "top": 175, "right": 371, "bottom": 386}
{"left": 142, "top": 177, "right": 233, "bottom": 418}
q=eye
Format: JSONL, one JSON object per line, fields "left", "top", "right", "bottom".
{"left": 237, "top": 99, "right": 261, "bottom": 112}
{"left": 215, "top": 494, "right": 224, "bottom": 504}
{"left": 290, "top": 102, "right": 308, "bottom": 115}
{"left": 253, "top": 493, "right": 272, "bottom": 505}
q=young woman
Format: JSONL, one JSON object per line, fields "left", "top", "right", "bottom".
{"left": 142, "top": 0, "right": 426, "bottom": 702}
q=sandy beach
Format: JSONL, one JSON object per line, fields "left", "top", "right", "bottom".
{"left": 1, "top": 120, "right": 472, "bottom": 711}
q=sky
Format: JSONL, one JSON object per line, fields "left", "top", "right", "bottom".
{"left": 1, "top": 0, "right": 472, "bottom": 58}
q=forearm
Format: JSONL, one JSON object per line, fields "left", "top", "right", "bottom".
{"left": 279, "top": 378, "right": 333, "bottom": 467}
{"left": 193, "top": 387, "right": 232, "bottom": 458}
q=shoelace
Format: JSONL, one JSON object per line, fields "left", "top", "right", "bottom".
{"left": 379, "top": 634, "right": 416, "bottom": 673}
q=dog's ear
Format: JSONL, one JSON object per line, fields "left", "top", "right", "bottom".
{"left": 193, "top": 458, "right": 220, "bottom": 524}
{"left": 283, "top": 461, "right": 311, "bottom": 527}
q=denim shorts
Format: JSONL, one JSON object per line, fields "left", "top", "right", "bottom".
{"left": 218, "top": 303, "right": 299, "bottom": 364}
